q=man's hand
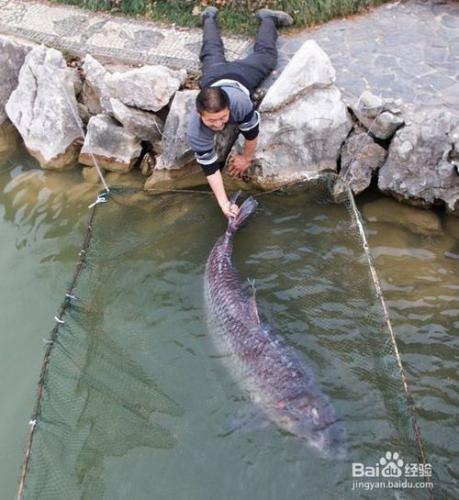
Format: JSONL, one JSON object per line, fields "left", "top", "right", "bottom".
{"left": 221, "top": 201, "right": 239, "bottom": 219}
{"left": 228, "top": 154, "right": 252, "bottom": 178}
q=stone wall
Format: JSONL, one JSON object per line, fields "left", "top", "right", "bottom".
{"left": 1, "top": 34, "right": 458, "bottom": 215}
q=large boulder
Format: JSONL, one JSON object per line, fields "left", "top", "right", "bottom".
{"left": 80, "top": 54, "right": 111, "bottom": 115}
{"left": 333, "top": 125, "right": 387, "bottom": 198}
{"left": 378, "top": 109, "right": 459, "bottom": 214}
{"left": 104, "top": 65, "right": 187, "bottom": 112}
{"left": 5, "top": 45, "right": 84, "bottom": 169}
{"left": 140, "top": 152, "right": 155, "bottom": 177}
{"left": 260, "top": 40, "right": 336, "bottom": 113}
{"left": 145, "top": 90, "right": 236, "bottom": 190}
{"left": 231, "top": 40, "right": 352, "bottom": 189}
{"left": 110, "top": 98, "right": 163, "bottom": 151}
{"left": 0, "top": 36, "right": 33, "bottom": 160}
{"left": 154, "top": 90, "right": 198, "bottom": 171}
{"left": 79, "top": 114, "right": 142, "bottom": 173}
{"left": 80, "top": 54, "right": 185, "bottom": 118}
{"left": 352, "top": 91, "right": 404, "bottom": 140}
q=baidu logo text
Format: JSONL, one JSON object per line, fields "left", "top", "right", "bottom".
{"left": 351, "top": 451, "right": 433, "bottom": 491}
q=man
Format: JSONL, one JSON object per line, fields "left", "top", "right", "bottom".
{"left": 187, "top": 7, "right": 293, "bottom": 218}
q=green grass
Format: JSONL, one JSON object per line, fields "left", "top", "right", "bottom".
{"left": 51, "top": 0, "right": 390, "bottom": 35}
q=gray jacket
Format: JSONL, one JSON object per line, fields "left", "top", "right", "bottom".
{"left": 186, "top": 81, "right": 259, "bottom": 176}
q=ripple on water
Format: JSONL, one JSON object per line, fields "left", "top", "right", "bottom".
{"left": 0, "top": 161, "right": 458, "bottom": 498}
{"left": 362, "top": 203, "right": 459, "bottom": 497}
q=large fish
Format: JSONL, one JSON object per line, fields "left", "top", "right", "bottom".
{"left": 204, "top": 193, "right": 345, "bottom": 457}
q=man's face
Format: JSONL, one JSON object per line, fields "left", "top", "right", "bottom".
{"left": 200, "top": 108, "right": 230, "bottom": 132}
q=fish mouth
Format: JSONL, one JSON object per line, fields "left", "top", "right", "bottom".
{"left": 309, "top": 419, "right": 347, "bottom": 459}
{"left": 276, "top": 411, "right": 346, "bottom": 458}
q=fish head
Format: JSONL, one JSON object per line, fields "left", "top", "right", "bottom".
{"left": 304, "top": 417, "right": 346, "bottom": 459}
{"left": 274, "top": 395, "right": 346, "bottom": 459}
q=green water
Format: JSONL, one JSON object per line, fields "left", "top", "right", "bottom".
{"left": 0, "top": 154, "right": 457, "bottom": 499}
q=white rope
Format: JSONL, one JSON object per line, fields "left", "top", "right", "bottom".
{"left": 337, "top": 94, "right": 414, "bottom": 393}
{"left": 60, "top": 73, "right": 110, "bottom": 194}
{"left": 344, "top": 182, "right": 429, "bottom": 469}
{"left": 346, "top": 188, "right": 409, "bottom": 389}
{"left": 327, "top": 95, "right": 429, "bottom": 467}
{"left": 88, "top": 193, "right": 109, "bottom": 209}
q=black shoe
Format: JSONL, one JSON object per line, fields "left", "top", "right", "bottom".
{"left": 256, "top": 8, "right": 293, "bottom": 27}
{"left": 200, "top": 6, "right": 218, "bottom": 26}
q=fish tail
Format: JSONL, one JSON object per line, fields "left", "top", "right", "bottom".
{"left": 227, "top": 195, "right": 258, "bottom": 235}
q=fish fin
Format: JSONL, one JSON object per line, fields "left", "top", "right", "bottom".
{"left": 225, "top": 192, "right": 241, "bottom": 233}
{"left": 227, "top": 196, "right": 258, "bottom": 234}
{"left": 229, "top": 190, "right": 241, "bottom": 205}
{"left": 246, "top": 278, "right": 260, "bottom": 325}
{"left": 219, "top": 406, "right": 269, "bottom": 437}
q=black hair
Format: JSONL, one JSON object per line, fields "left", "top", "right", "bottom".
{"left": 196, "top": 87, "right": 230, "bottom": 114}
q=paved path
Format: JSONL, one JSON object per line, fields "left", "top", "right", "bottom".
{"left": 277, "top": 0, "right": 459, "bottom": 111}
{"left": 0, "top": 0, "right": 251, "bottom": 69}
{"left": 0, "top": 0, "right": 458, "bottom": 111}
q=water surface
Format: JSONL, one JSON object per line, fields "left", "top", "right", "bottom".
{"left": 0, "top": 155, "right": 457, "bottom": 499}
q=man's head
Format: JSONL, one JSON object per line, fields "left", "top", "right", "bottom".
{"left": 196, "top": 87, "right": 230, "bottom": 132}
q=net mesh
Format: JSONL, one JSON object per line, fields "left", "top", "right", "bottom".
{"left": 17, "top": 178, "right": 441, "bottom": 500}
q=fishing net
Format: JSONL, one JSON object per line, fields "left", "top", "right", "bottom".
{"left": 17, "top": 178, "right": 442, "bottom": 500}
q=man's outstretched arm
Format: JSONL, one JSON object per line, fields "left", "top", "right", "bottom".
{"left": 206, "top": 169, "right": 239, "bottom": 218}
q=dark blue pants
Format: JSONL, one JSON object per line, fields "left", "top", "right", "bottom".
{"left": 199, "top": 17, "right": 278, "bottom": 94}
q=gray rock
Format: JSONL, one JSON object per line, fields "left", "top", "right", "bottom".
{"left": 68, "top": 67, "right": 83, "bottom": 96}
{"left": 79, "top": 114, "right": 142, "bottom": 173}
{"left": 449, "top": 124, "right": 459, "bottom": 169}
{"left": 80, "top": 81, "right": 103, "bottom": 116}
{"left": 232, "top": 41, "right": 352, "bottom": 189}
{"left": 334, "top": 126, "right": 387, "bottom": 197}
{"left": 80, "top": 54, "right": 111, "bottom": 115}
{"left": 77, "top": 102, "right": 91, "bottom": 124}
{"left": 260, "top": 40, "right": 336, "bottom": 113}
{"left": 0, "top": 36, "right": 32, "bottom": 159}
{"left": 154, "top": 90, "right": 197, "bottom": 171}
{"left": 140, "top": 153, "right": 155, "bottom": 177}
{"left": 110, "top": 98, "right": 163, "bottom": 151}
{"left": 0, "top": 36, "right": 32, "bottom": 125}
{"left": 80, "top": 55, "right": 186, "bottom": 116}
{"left": 353, "top": 92, "right": 384, "bottom": 118}
{"left": 352, "top": 91, "right": 404, "bottom": 140}
{"left": 378, "top": 109, "right": 459, "bottom": 214}
{"left": 5, "top": 45, "right": 84, "bottom": 169}
{"left": 105, "top": 64, "right": 187, "bottom": 112}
